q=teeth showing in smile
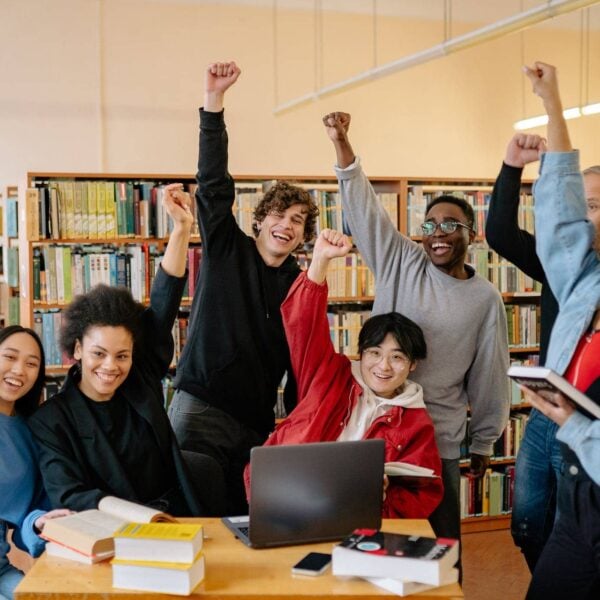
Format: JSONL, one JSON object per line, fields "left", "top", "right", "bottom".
{"left": 4, "top": 377, "right": 23, "bottom": 387}
{"left": 273, "top": 232, "right": 291, "bottom": 242}
{"left": 431, "top": 242, "right": 451, "bottom": 254}
{"left": 95, "top": 372, "right": 118, "bottom": 383}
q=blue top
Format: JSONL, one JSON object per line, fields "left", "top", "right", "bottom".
{"left": 534, "top": 150, "right": 600, "bottom": 485}
{"left": 0, "top": 413, "right": 49, "bottom": 561}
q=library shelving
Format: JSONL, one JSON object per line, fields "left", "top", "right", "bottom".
{"left": 19, "top": 171, "right": 539, "bottom": 532}
{"left": 1, "top": 185, "right": 20, "bottom": 327}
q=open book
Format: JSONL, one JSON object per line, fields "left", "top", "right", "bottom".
{"left": 507, "top": 365, "right": 600, "bottom": 420}
{"left": 384, "top": 461, "right": 438, "bottom": 478}
{"left": 41, "top": 496, "right": 177, "bottom": 563}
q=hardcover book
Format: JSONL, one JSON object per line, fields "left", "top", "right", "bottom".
{"left": 332, "top": 529, "right": 459, "bottom": 585}
{"left": 507, "top": 365, "right": 600, "bottom": 419}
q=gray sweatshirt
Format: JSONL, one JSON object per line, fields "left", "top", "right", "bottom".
{"left": 336, "top": 159, "right": 510, "bottom": 459}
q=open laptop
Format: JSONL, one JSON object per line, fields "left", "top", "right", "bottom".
{"left": 222, "top": 439, "right": 384, "bottom": 548}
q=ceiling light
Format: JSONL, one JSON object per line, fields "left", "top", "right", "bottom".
{"left": 514, "top": 103, "right": 599, "bottom": 130}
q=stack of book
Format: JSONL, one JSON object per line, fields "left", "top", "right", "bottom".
{"left": 332, "top": 529, "right": 459, "bottom": 597}
{"left": 42, "top": 496, "right": 178, "bottom": 564}
{"left": 111, "top": 522, "right": 205, "bottom": 596}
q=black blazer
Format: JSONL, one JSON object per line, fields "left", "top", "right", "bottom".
{"left": 29, "top": 267, "right": 203, "bottom": 516}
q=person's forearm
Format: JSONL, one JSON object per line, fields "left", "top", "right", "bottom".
{"left": 161, "top": 223, "right": 192, "bottom": 277}
{"left": 544, "top": 96, "right": 572, "bottom": 152}
{"left": 204, "top": 91, "right": 224, "bottom": 113}
{"left": 333, "top": 138, "right": 356, "bottom": 169}
{"left": 307, "top": 255, "right": 331, "bottom": 284}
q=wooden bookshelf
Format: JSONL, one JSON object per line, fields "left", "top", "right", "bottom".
{"left": 19, "top": 170, "right": 539, "bottom": 531}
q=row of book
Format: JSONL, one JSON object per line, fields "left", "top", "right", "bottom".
{"left": 26, "top": 181, "right": 199, "bottom": 241}
{"left": 460, "top": 410, "right": 530, "bottom": 463}
{"left": 407, "top": 186, "right": 534, "bottom": 237}
{"left": 505, "top": 303, "right": 541, "bottom": 348}
{"left": 460, "top": 465, "right": 516, "bottom": 518}
{"left": 467, "top": 244, "right": 542, "bottom": 294}
{"left": 32, "top": 244, "right": 203, "bottom": 306}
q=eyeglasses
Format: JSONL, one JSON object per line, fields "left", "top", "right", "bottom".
{"left": 362, "top": 348, "right": 411, "bottom": 368}
{"left": 420, "top": 220, "right": 472, "bottom": 236}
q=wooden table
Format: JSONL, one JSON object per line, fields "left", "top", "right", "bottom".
{"left": 15, "top": 518, "right": 463, "bottom": 599}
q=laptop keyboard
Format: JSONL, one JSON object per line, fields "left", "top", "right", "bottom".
{"left": 238, "top": 526, "right": 249, "bottom": 537}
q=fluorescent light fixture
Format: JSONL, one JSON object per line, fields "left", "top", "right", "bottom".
{"left": 582, "top": 102, "right": 600, "bottom": 115}
{"left": 514, "top": 103, "right": 599, "bottom": 130}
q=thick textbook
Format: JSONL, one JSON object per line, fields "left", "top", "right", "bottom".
{"left": 45, "top": 541, "right": 114, "bottom": 565}
{"left": 114, "top": 522, "right": 203, "bottom": 563}
{"left": 507, "top": 365, "right": 600, "bottom": 419}
{"left": 112, "top": 552, "right": 205, "bottom": 596}
{"left": 332, "top": 529, "right": 459, "bottom": 585}
{"left": 365, "top": 567, "right": 459, "bottom": 596}
{"left": 41, "top": 496, "right": 177, "bottom": 562}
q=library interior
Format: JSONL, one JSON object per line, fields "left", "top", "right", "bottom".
{"left": 1, "top": 1, "right": 600, "bottom": 600}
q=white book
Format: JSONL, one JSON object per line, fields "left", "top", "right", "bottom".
{"left": 507, "top": 365, "right": 600, "bottom": 419}
{"left": 365, "top": 567, "right": 459, "bottom": 596}
{"left": 384, "top": 461, "right": 438, "bottom": 478}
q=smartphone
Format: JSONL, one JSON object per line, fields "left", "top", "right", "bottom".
{"left": 291, "top": 552, "right": 332, "bottom": 576}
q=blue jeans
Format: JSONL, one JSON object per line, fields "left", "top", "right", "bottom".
{"left": 0, "top": 522, "right": 24, "bottom": 600}
{"left": 511, "top": 409, "right": 563, "bottom": 572}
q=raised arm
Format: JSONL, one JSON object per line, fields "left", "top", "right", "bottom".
{"left": 196, "top": 61, "right": 242, "bottom": 252}
{"left": 524, "top": 62, "right": 593, "bottom": 302}
{"left": 161, "top": 183, "right": 193, "bottom": 277}
{"left": 203, "top": 61, "right": 241, "bottom": 113}
{"left": 523, "top": 62, "right": 572, "bottom": 152}
{"left": 322, "top": 112, "right": 355, "bottom": 169}
{"left": 486, "top": 134, "right": 546, "bottom": 281}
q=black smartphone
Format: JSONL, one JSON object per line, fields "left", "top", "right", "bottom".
{"left": 291, "top": 552, "right": 332, "bottom": 576}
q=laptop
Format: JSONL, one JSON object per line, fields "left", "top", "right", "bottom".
{"left": 222, "top": 439, "right": 384, "bottom": 548}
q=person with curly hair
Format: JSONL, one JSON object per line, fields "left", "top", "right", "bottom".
{"left": 0, "top": 326, "right": 70, "bottom": 600}
{"left": 28, "top": 185, "right": 206, "bottom": 517}
{"left": 168, "top": 61, "right": 319, "bottom": 515}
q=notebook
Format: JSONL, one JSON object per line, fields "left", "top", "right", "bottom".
{"left": 222, "top": 439, "right": 384, "bottom": 548}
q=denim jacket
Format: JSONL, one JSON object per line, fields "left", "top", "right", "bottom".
{"left": 533, "top": 150, "right": 600, "bottom": 485}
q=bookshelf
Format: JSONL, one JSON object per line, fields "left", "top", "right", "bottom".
{"left": 19, "top": 171, "right": 538, "bottom": 532}
{"left": 1, "top": 185, "right": 20, "bottom": 327}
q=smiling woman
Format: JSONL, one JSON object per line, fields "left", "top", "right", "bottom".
{"left": 0, "top": 326, "right": 71, "bottom": 600}
{"left": 27, "top": 184, "right": 207, "bottom": 518}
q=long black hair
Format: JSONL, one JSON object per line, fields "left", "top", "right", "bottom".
{"left": 0, "top": 325, "right": 46, "bottom": 417}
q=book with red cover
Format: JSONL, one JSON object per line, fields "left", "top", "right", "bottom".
{"left": 332, "top": 528, "right": 459, "bottom": 585}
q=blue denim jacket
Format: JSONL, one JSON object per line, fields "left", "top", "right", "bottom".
{"left": 533, "top": 150, "right": 600, "bottom": 485}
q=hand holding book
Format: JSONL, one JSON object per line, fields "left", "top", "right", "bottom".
{"left": 520, "top": 386, "right": 576, "bottom": 427}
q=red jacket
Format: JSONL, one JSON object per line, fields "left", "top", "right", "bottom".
{"left": 245, "top": 273, "right": 443, "bottom": 518}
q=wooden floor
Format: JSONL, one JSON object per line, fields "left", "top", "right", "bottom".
{"left": 462, "top": 528, "right": 531, "bottom": 600}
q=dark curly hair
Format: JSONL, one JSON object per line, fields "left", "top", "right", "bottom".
{"left": 60, "top": 285, "right": 145, "bottom": 358}
{"left": 252, "top": 181, "right": 319, "bottom": 246}
{"left": 0, "top": 325, "right": 46, "bottom": 417}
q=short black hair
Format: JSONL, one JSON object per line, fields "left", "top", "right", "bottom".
{"left": 0, "top": 325, "right": 46, "bottom": 417}
{"left": 425, "top": 194, "right": 475, "bottom": 231}
{"left": 60, "top": 285, "right": 145, "bottom": 358}
{"left": 252, "top": 181, "right": 319, "bottom": 246}
{"left": 358, "top": 312, "right": 427, "bottom": 363}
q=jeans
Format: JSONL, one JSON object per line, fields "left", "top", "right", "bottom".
{"left": 168, "top": 390, "right": 265, "bottom": 516}
{"left": 0, "top": 522, "right": 24, "bottom": 600}
{"left": 511, "top": 409, "right": 563, "bottom": 572}
{"left": 526, "top": 462, "right": 600, "bottom": 599}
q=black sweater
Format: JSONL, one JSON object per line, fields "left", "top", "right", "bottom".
{"left": 485, "top": 162, "right": 558, "bottom": 364}
{"left": 173, "top": 110, "right": 299, "bottom": 437}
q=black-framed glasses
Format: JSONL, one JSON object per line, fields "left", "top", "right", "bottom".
{"left": 420, "top": 220, "right": 472, "bottom": 236}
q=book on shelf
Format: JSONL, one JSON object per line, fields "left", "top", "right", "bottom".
{"left": 113, "top": 522, "right": 203, "bottom": 563}
{"left": 364, "top": 567, "right": 459, "bottom": 597}
{"left": 331, "top": 528, "right": 459, "bottom": 586}
{"left": 507, "top": 365, "right": 600, "bottom": 420}
{"left": 111, "top": 552, "right": 205, "bottom": 596}
{"left": 41, "top": 496, "right": 177, "bottom": 563}
{"left": 384, "top": 462, "right": 438, "bottom": 478}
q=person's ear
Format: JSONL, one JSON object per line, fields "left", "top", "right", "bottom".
{"left": 73, "top": 339, "right": 83, "bottom": 361}
{"left": 409, "top": 361, "right": 417, "bottom": 373}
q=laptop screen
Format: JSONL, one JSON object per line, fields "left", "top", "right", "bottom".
{"left": 247, "top": 439, "right": 384, "bottom": 548}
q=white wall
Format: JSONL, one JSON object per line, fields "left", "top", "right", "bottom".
{"left": 1, "top": 0, "right": 599, "bottom": 194}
